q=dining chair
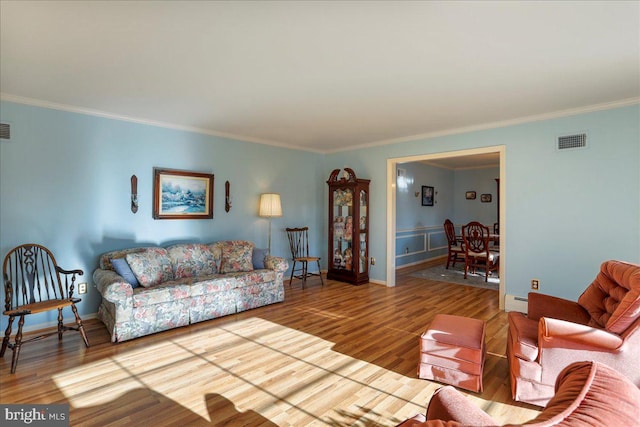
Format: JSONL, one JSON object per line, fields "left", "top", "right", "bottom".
{"left": 285, "top": 227, "right": 324, "bottom": 289}
{"left": 491, "top": 222, "right": 500, "bottom": 250}
{"left": 461, "top": 222, "right": 499, "bottom": 282}
{"left": 443, "top": 219, "right": 465, "bottom": 269}
{"left": 2, "top": 244, "right": 90, "bottom": 373}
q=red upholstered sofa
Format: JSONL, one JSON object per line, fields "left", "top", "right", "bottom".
{"left": 507, "top": 260, "right": 640, "bottom": 406}
{"left": 398, "top": 361, "right": 640, "bottom": 426}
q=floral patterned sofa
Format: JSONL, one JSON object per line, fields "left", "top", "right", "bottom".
{"left": 93, "top": 241, "right": 288, "bottom": 342}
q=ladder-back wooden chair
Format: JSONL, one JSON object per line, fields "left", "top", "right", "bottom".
{"left": 443, "top": 219, "right": 465, "bottom": 269}
{"left": 2, "top": 244, "right": 90, "bottom": 373}
{"left": 461, "top": 222, "right": 499, "bottom": 282}
{"left": 285, "top": 227, "right": 324, "bottom": 289}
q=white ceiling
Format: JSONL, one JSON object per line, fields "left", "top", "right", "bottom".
{"left": 1, "top": 1, "right": 639, "bottom": 154}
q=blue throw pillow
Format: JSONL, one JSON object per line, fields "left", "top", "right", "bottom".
{"left": 252, "top": 248, "right": 269, "bottom": 269}
{"left": 111, "top": 258, "right": 140, "bottom": 288}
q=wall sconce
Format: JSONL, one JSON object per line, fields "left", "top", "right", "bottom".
{"left": 259, "top": 193, "right": 283, "bottom": 253}
{"left": 131, "top": 175, "right": 138, "bottom": 213}
{"left": 225, "top": 181, "right": 231, "bottom": 212}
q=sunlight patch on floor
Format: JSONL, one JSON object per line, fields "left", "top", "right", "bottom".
{"left": 52, "top": 317, "right": 435, "bottom": 425}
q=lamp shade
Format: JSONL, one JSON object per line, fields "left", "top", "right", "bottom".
{"left": 259, "top": 193, "right": 282, "bottom": 217}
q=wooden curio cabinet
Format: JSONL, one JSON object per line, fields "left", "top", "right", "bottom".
{"left": 327, "top": 168, "right": 370, "bottom": 285}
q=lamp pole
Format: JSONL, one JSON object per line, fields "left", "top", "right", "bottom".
{"left": 267, "top": 215, "right": 273, "bottom": 253}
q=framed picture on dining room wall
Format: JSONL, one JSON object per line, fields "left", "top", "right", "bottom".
{"left": 153, "top": 168, "right": 214, "bottom": 219}
{"left": 465, "top": 191, "right": 476, "bottom": 200}
{"left": 481, "top": 194, "right": 492, "bottom": 203}
{"left": 421, "top": 186, "right": 434, "bottom": 206}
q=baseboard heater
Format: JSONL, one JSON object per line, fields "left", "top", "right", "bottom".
{"left": 505, "top": 294, "right": 528, "bottom": 313}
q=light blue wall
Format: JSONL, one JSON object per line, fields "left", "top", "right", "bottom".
{"left": 2, "top": 101, "right": 639, "bottom": 331}
{"left": 0, "top": 101, "right": 324, "bottom": 329}
{"left": 396, "top": 162, "right": 455, "bottom": 230}
{"left": 453, "top": 167, "right": 499, "bottom": 226}
{"left": 325, "top": 105, "right": 640, "bottom": 300}
{"left": 395, "top": 162, "right": 454, "bottom": 267}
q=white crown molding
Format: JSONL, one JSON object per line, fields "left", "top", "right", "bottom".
{"left": 325, "top": 97, "right": 640, "bottom": 154}
{"left": 2, "top": 92, "right": 638, "bottom": 155}
{"left": 0, "top": 92, "right": 324, "bottom": 154}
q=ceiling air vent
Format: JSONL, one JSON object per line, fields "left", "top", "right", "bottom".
{"left": 557, "top": 133, "right": 587, "bottom": 151}
{"left": 0, "top": 123, "right": 10, "bottom": 141}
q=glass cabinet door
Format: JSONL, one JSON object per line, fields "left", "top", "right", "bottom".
{"left": 332, "top": 188, "right": 354, "bottom": 271}
{"left": 359, "top": 189, "right": 367, "bottom": 275}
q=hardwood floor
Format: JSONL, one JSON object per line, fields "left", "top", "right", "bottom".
{"left": 0, "top": 261, "right": 541, "bottom": 426}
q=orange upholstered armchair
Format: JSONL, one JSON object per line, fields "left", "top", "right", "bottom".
{"left": 397, "top": 361, "right": 640, "bottom": 426}
{"left": 506, "top": 260, "right": 640, "bottom": 407}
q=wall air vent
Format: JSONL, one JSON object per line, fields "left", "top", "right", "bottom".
{"left": 557, "top": 133, "right": 587, "bottom": 151}
{"left": 0, "top": 123, "right": 10, "bottom": 141}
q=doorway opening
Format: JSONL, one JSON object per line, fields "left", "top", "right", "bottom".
{"left": 386, "top": 146, "right": 506, "bottom": 309}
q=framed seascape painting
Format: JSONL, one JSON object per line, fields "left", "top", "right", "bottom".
{"left": 153, "top": 168, "right": 214, "bottom": 219}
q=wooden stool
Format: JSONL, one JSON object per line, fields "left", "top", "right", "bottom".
{"left": 418, "top": 314, "right": 486, "bottom": 393}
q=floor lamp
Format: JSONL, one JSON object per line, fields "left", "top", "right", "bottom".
{"left": 259, "top": 193, "right": 283, "bottom": 253}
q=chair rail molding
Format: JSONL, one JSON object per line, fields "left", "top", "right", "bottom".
{"left": 395, "top": 225, "right": 448, "bottom": 267}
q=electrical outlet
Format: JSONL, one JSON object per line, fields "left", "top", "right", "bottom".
{"left": 531, "top": 279, "right": 539, "bottom": 290}
{"left": 78, "top": 282, "right": 88, "bottom": 294}
{"left": 370, "top": 257, "right": 376, "bottom": 266}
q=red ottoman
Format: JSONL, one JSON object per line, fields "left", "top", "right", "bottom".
{"left": 418, "top": 314, "right": 486, "bottom": 393}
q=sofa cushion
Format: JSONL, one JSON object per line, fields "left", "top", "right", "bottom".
{"left": 167, "top": 243, "right": 217, "bottom": 279}
{"left": 132, "top": 280, "right": 190, "bottom": 308}
{"left": 219, "top": 240, "right": 255, "bottom": 273}
{"left": 264, "top": 255, "right": 289, "bottom": 272}
{"left": 252, "top": 248, "right": 269, "bottom": 269}
{"left": 111, "top": 258, "right": 140, "bottom": 288}
{"left": 126, "top": 248, "right": 174, "bottom": 288}
{"left": 99, "top": 247, "right": 153, "bottom": 270}
{"left": 190, "top": 275, "right": 239, "bottom": 296}
{"left": 578, "top": 260, "right": 640, "bottom": 334}
{"left": 226, "top": 270, "right": 276, "bottom": 287}
{"left": 208, "top": 242, "right": 223, "bottom": 273}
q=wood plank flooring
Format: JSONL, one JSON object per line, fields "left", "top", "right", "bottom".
{"left": 0, "top": 260, "right": 541, "bottom": 426}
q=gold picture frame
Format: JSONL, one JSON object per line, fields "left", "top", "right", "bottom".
{"left": 153, "top": 168, "right": 214, "bottom": 219}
